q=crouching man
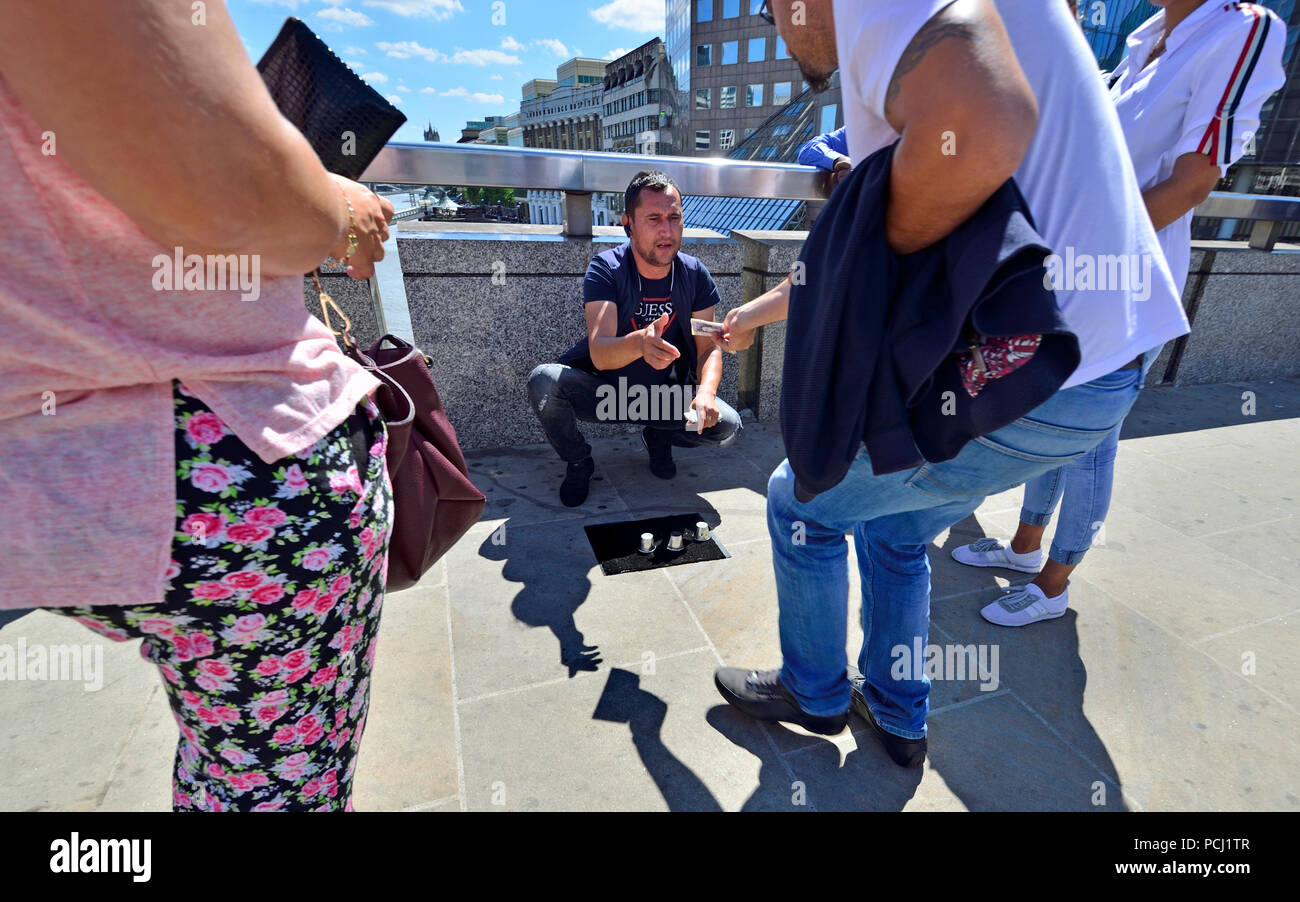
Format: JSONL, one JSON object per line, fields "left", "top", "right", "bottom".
{"left": 527, "top": 170, "right": 741, "bottom": 507}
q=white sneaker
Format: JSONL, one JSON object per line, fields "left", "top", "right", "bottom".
{"left": 980, "top": 583, "right": 1069, "bottom": 627}
{"left": 952, "top": 537, "right": 1042, "bottom": 573}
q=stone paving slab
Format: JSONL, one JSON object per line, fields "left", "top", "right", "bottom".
{"left": 2, "top": 378, "right": 1297, "bottom": 811}
{"left": 351, "top": 582, "right": 459, "bottom": 812}
{"left": 0, "top": 612, "right": 162, "bottom": 811}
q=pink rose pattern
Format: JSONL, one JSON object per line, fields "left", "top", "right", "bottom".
{"left": 51, "top": 383, "right": 392, "bottom": 812}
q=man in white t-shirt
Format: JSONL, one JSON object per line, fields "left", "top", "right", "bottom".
{"left": 714, "top": 0, "right": 1191, "bottom": 767}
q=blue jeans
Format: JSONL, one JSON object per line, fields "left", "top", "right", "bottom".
{"left": 766, "top": 362, "right": 1146, "bottom": 739}
{"left": 1018, "top": 351, "right": 1159, "bottom": 565}
{"left": 1019, "top": 424, "right": 1119, "bottom": 565}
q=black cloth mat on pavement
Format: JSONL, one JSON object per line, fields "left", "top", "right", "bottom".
{"left": 584, "top": 513, "right": 729, "bottom": 576}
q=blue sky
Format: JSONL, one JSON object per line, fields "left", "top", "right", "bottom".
{"left": 230, "top": 0, "right": 663, "bottom": 143}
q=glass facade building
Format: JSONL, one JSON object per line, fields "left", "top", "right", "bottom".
{"left": 662, "top": 0, "right": 839, "bottom": 158}
{"left": 680, "top": 81, "right": 837, "bottom": 235}
{"left": 1077, "top": 0, "right": 1160, "bottom": 71}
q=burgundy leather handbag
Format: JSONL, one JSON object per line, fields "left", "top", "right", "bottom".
{"left": 317, "top": 282, "right": 486, "bottom": 591}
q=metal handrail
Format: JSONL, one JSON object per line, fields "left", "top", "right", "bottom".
{"left": 361, "top": 143, "right": 1300, "bottom": 248}
{"left": 362, "top": 142, "right": 827, "bottom": 200}
{"left": 1197, "top": 191, "right": 1300, "bottom": 220}
{"left": 1196, "top": 192, "right": 1300, "bottom": 251}
{"left": 361, "top": 142, "right": 827, "bottom": 236}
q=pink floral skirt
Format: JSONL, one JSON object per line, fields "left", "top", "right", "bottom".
{"left": 50, "top": 382, "right": 392, "bottom": 811}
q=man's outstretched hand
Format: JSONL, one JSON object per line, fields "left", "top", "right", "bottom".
{"left": 640, "top": 313, "right": 681, "bottom": 370}
{"left": 713, "top": 306, "right": 756, "bottom": 353}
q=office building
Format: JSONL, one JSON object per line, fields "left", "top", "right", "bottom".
{"left": 664, "top": 0, "right": 841, "bottom": 157}
{"left": 520, "top": 57, "right": 617, "bottom": 226}
{"left": 519, "top": 58, "right": 607, "bottom": 151}
{"left": 505, "top": 112, "right": 524, "bottom": 147}
{"left": 458, "top": 115, "right": 509, "bottom": 144}
{"left": 681, "top": 79, "right": 835, "bottom": 235}
{"left": 602, "top": 39, "right": 674, "bottom": 155}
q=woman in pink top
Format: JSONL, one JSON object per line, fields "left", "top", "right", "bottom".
{"left": 0, "top": 0, "right": 397, "bottom": 811}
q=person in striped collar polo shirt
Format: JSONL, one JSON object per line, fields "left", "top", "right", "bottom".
{"left": 1108, "top": 0, "right": 1285, "bottom": 295}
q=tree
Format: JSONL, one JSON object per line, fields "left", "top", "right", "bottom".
{"left": 463, "top": 187, "right": 516, "bottom": 205}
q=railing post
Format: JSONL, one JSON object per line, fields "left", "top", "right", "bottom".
{"left": 563, "top": 191, "right": 593, "bottom": 238}
{"left": 804, "top": 198, "right": 826, "bottom": 230}
{"left": 1248, "top": 219, "right": 1283, "bottom": 252}
{"left": 367, "top": 230, "right": 415, "bottom": 345}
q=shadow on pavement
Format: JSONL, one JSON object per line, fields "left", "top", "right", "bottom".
{"left": 1121, "top": 379, "right": 1300, "bottom": 438}
{"left": 926, "top": 520, "right": 1129, "bottom": 810}
{"left": 594, "top": 668, "right": 722, "bottom": 812}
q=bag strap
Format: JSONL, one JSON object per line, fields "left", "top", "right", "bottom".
{"left": 312, "top": 269, "right": 359, "bottom": 353}
{"left": 310, "top": 269, "right": 416, "bottom": 428}
{"left": 360, "top": 354, "right": 417, "bottom": 428}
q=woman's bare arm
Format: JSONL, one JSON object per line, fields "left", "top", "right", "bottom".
{"left": 1142, "top": 152, "right": 1221, "bottom": 233}
{"left": 0, "top": 0, "right": 387, "bottom": 276}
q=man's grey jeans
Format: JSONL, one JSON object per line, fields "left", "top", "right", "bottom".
{"left": 527, "top": 363, "right": 741, "bottom": 462}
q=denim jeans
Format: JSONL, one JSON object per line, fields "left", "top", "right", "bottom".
{"left": 1019, "top": 424, "right": 1120, "bottom": 565}
{"left": 766, "top": 360, "right": 1147, "bottom": 739}
{"left": 527, "top": 362, "right": 741, "bottom": 462}
{"left": 1018, "top": 351, "right": 1158, "bottom": 565}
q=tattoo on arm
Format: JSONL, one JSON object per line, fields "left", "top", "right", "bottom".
{"left": 884, "top": 16, "right": 980, "bottom": 119}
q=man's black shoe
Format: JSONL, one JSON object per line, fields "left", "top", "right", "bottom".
{"left": 559, "top": 456, "right": 595, "bottom": 507}
{"left": 847, "top": 667, "right": 927, "bottom": 767}
{"left": 641, "top": 426, "right": 676, "bottom": 479}
{"left": 714, "top": 667, "right": 848, "bottom": 735}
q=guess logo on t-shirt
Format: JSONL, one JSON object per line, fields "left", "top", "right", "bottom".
{"left": 635, "top": 295, "right": 674, "bottom": 328}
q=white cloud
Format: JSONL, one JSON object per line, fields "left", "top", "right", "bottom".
{"left": 439, "top": 86, "right": 506, "bottom": 104}
{"left": 360, "top": 71, "right": 389, "bottom": 84}
{"left": 396, "top": 86, "right": 411, "bottom": 92}
{"left": 374, "top": 41, "right": 518, "bottom": 66}
{"left": 345, "top": 60, "right": 366, "bottom": 69}
{"left": 386, "top": 94, "right": 403, "bottom": 105}
{"left": 589, "top": 0, "right": 661, "bottom": 32}
{"left": 534, "top": 38, "right": 569, "bottom": 58}
{"left": 489, "top": 74, "right": 504, "bottom": 80}
{"left": 363, "top": 0, "right": 464, "bottom": 19}
{"left": 500, "top": 35, "right": 525, "bottom": 52}
{"left": 449, "top": 48, "right": 520, "bottom": 66}
{"left": 376, "top": 40, "right": 444, "bottom": 61}
{"left": 318, "top": 7, "right": 375, "bottom": 27}
{"left": 604, "top": 47, "right": 631, "bottom": 60}
{"left": 345, "top": 45, "right": 368, "bottom": 55}
{"left": 419, "top": 86, "right": 437, "bottom": 93}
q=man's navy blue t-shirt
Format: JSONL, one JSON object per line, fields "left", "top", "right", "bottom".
{"left": 581, "top": 251, "right": 721, "bottom": 387}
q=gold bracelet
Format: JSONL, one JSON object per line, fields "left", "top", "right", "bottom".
{"left": 324, "top": 187, "right": 359, "bottom": 269}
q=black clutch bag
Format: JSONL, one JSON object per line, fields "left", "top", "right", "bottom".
{"left": 256, "top": 17, "right": 406, "bottom": 180}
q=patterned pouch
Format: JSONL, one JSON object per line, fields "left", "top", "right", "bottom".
{"left": 958, "top": 332, "right": 1042, "bottom": 399}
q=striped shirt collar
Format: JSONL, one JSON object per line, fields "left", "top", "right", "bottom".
{"left": 1127, "top": 0, "right": 1224, "bottom": 63}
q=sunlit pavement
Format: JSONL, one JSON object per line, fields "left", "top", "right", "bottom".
{"left": 3, "top": 378, "right": 1298, "bottom": 811}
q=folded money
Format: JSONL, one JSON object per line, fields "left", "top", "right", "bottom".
{"left": 690, "top": 318, "right": 725, "bottom": 336}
